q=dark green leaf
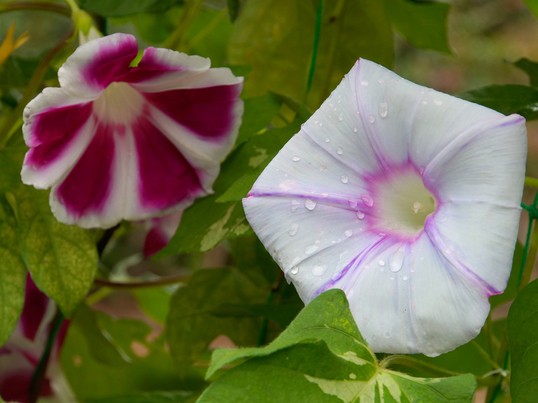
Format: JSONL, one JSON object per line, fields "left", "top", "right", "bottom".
{"left": 236, "top": 95, "right": 281, "bottom": 145}
{"left": 201, "top": 290, "right": 476, "bottom": 402}
{"left": 508, "top": 279, "right": 538, "bottom": 402}
{"left": 85, "top": 391, "right": 194, "bottom": 403}
{"left": 0, "top": 195, "right": 26, "bottom": 346}
{"left": 227, "top": 0, "right": 241, "bottom": 21}
{"left": 514, "top": 58, "right": 538, "bottom": 87}
{"left": 524, "top": 0, "right": 538, "bottom": 19}
{"left": 460, "top": 84, "right": 538, "bottom": 120}
{"left": 384, "top": 0, "right": 450, "bottom": 53}
{"left": 166, "top": 267, "right": 270, "bottom": 384}
{"left": 15, "top": 186, "right": 98, "bottom": 316}
{"left": 79, "top": 0, "right": 182, "bottom": 17}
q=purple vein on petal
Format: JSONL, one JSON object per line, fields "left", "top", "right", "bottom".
{"left": 424, "top": 219, "right": 501, "bottom": 296}
{"left": 312, "top": 235, "right": 389, "bottom": 298}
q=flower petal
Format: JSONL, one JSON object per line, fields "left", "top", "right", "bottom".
{"left": 243, "top": 194, "right": 378, "bottom": 302}
{"left": 22, "top": 89, "right": 94, "bottom": 188}
{"left": 58, "top": 33, "right": 138, "bottom": 95}
{"left": 133, "top": 116, "right": 205, "bottom": 211}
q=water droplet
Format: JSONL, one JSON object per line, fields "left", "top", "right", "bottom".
{"left": 290, "top": 266, "right": 299, "bottom": 275}
{"left": 353, "top": 127, "right": 358, "bottom": 133}
{"left": 402, "top": 275, "right": 409, "bottom": 281}
{"left": 389, "top": 247, "right": 405, "bottom": 273}
{"left": 348, "top": 200, "right": 358, "bottom": 209}
{"left": 434, "top": 99, "right": 443, "bottom": 106}
{"left": 379, "top": 102, "right": 388, "bottom": 118}
{"left": 291, "top": 200, "right": 300, "bottom": 211}
{"left": 288, "top": 223, "right": 299, "bottom": 236}
{"left": 356, "top": 211, "right": 365, "bottom": 220}
{"left": 291, "top": 155, "right": 301, "bottom": 162}
{"left": 360, "top": 80, "right": 369, "bottom": 86}
{"left": 304, "top": 199, "right": 317, "bottom": 210}
{"left": 312, "top": 265, "right": 326, "bottom": 276}
{"left": 340, "top": 175, "right": 349, "bottom": 184}
{"left": 361, "top": 194, "right": 374, "bottom": 207}
{"left": 338, "top": 113, "right": 344, "bottom": 121}
{"left": 349, "top": 373, "right": 357, "bottom": 380}
{"left": 344, "top": 229, "right": 353, "bottom": 238}
{"left": 377, "top": 79, "right": 385, "bottom": 84}
{"left": 378, "top": 260, "right": 385, "bottom": 267}
{"left": 368, "top": 114, "right": 376, "bottom": 124}
{"left": 336, "top": 147, "right": 344, "bottom": 155}
{"left": 319, "top": 122, "right": 323, "bottom": 127}
{"left": 305, "top": 245, "right": 319, "bottom": 255}
{"left": 412, "top": 201, "right": 423, "bottom": 214}
{"left": 321, "top": 192, "right": 329, "bottom": 198}
{"left": 324, "top": 137, "right": 330, "bottom": 143}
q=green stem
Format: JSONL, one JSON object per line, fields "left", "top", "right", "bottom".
{"left": 525, "top": 176, "right": 538, "bottom": 189}
{"left": 29, "top": 309, "right": 64, "bottom": 403}
{"left": 304, "top": 0, "right": 323, "bottom": 102}
{"left": 256, "top": 271, "right": 284, "bottom": 347}
{"left": 165, "top": 0, "right": 204, "bottom": 51}
{"left": 0, "top": 27, "right": 73, "bottom": 147}
{"left": 93, "top": 273, "right": 190, "bottom": 289}
{"left": 379, "top": 355, "right": 460, "bottom": 377}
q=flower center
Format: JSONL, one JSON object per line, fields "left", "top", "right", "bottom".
{"left": 93, "top": 82, "right": 144, "bottom": 125}
{"left": 370, "top": 168, "right": 436, "bottom": 237}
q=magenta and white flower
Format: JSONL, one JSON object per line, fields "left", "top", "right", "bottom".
{"left": 22, "top": 33, "right": 243, "bottom": 228}
{"left": 0, "top": 276, "right": 71, "bottom": 402}
{"left": 243, "top": 59, "right": 527, "bottom": 356}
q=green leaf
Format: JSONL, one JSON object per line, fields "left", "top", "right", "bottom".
{"left": 524, "top": 0, "right": 538, "bottom": 18}
{"left": 508, "top": 279, "right": 538, "bottom": 402}
{"left": 79, "top": 0, "right": 182, "bottom": 17}
{"left": 236, "top": 95, "right": 281, "bottom": 145}
{"left": 61, "top": 308, "right": 179, "bottom": 400}
{"left": 166, "top": 267, "right": 270, "bottom": 384}
{"left": 15, "top": 186, "right": 98, "bottom": 316}
{"left": 383, "top": 0, "right": 450, "bottom": 53}
{"left": 0, "top": 196, "right": 26, "bottom": 346}
{"left": 229, "top": 0, "right": 393, "bottom": 106}
{"left": 460, "top": 84, "right": 538, "bottom": 120}
{"left": 514, "top": 58, "right": 538, "bottom": 87}
{"left": 201, "top": 290, "right": 476, "bottom": 403}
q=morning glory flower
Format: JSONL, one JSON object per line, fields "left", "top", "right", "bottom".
{"left": 22, "top": 33, "right": 243, "bottom": 228}
{"left": 243, "top": 59, "right": 526, "bottom": 356}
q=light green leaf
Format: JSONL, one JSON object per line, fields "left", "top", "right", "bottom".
{"left": 383, "top": 0, "right": 450, "bottom": 53}
{"left": 508, "top": 279, "right": 538, "bottom": 402}
{"left": 166, "top": 267, "right": 270, "bottom": 383}
{"left": 0, "top": 196, "right": 26, "bottom": 346}
{"left": 201, "top": 290, "right": 476, "bottom": 403}
{"left": 524, "top": 0, "right": 538, "bottom": 19}
{"left": 460, "top": 84, "right": 538, "bottom": 120}
{"left": 15, "top": 186, "right": 97, "bottom": 316}
{"left": 235, "top": 95, "right": 281, "bottom": 145}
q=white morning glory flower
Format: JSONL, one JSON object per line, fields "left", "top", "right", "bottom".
{"left": 22, "top": 33, "right": 243, "bottom": 228}
{"left": 243, "top": 59, "right": 527, "bottom": 356}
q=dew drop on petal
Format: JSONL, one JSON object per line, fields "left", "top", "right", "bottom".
{"left": 304, "top": 199, "right": 317, "bottom": 210}
{"left": 361, "top": 194, "right": 374, "bottom": 207}
{"left": 338, "top": 113, "right": 344, "bottom": 121}
{"left": 325, "top": 137, "right": 331, "bottom": 143}
{"left": 288, "top": 223, "right": 299, "bottom": 236}
{"left": 344, "top": 229, "right": 353, "bottom": 238}
{"left": 368, "top": 114, "right": 376, "bottom": 124}
{"left": 312, "top": 265, "right": 326, "bottom": 276}
{"left": 336, "top": 147, "right": 344, "bottom": 155}
{"left": 356, "top": 211, "right": 365, "bottom": 220}
{"left": 353, "top": 127, "right": 358, "bottom": 133}
{"left": 290, "top": 266, "right": 299, "bottom": 275}
{"left": 389, "top": 247, "right": 405, "bottom": 273}
{"left": 378, "top": 259, "right": 385, "bottom": 267}
{"left": 402, "top": 275, "right": 409, "bottom": 281}
{"left": 349, "top": 200, "right": 358, "bottom": 209}
{"left": 434, "top": 99, "right": 443, "bottom": 106}
{"left": 379, "top": 102, "right": 388, "bottom": 118}
{"left": 340, "top": 175, "right": 349, "bottom": 184}
{"left": 292, "top": 155, "right": 301, "bottom": 162}
{"left": 360, "top": 80, "right": 369, "bottom": 86}
{"left": 305, "top": 244, "right": 319, "bottom": 255}
{"left": 291, "top": 200, "right": 300, "bottom": 211}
